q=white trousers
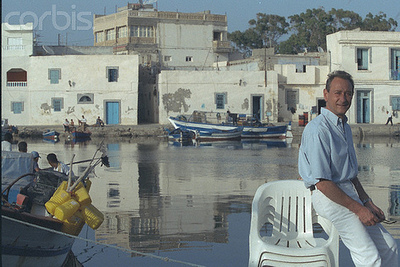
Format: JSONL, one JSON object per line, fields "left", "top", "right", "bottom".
{"left": 312, "top": 181, "right": 398, "bottom": 267}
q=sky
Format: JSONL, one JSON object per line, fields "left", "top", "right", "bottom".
{"left": 2, "top": 0, "right": 400, "bottom": 46}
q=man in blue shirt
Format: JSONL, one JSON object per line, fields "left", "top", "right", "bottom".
{"left": 298, "top": 70, "right": 397, "bottom": 266}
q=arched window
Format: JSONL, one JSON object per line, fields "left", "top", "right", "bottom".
{"left": 77, "top": 93, "right": 94, "bottom": 104}
{"left": 7, "top": 68, "right": 27, "bottom": 87}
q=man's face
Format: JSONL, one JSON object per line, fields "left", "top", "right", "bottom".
{"left": 323, "top": 77, "right": 353, "bottom": 119}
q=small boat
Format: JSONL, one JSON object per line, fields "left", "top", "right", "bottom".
{"left": 168, "top": 111, "right": 292, "bottom": 139}
{"left": 1, "top": 146, "right": 109, "bottom": 267}
{"left": 43, "top": 129, "right": 60, "bottom": 140}
{"left": 71, "top": 129, "right": 92, "bottom": 139}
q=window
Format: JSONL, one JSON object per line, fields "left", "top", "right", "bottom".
{"left": 52, "top": 98, "right": 64, "bottom": 112}
{"left": 164, "top": 56, "right": 171, "bottom": 61}
{"left": 213, "top": 31, "right": 222, "bottom": 41}
{"left": 7, "top": 37, "right": 23, "bottom": 50}
{"left": 117, "top": 26, "right": 127, "bottom": 38}
{"left": 391, "top": 49, "right": 400, "bottom": 80}
{"left": 7, "top": 68, "right": 27, "bottom": 87}
{"left": 106, "top": 28, "right": 115, "bottom": 41}
{"left": 48, "top": 69, "right": 61, "bottom": 84}
{"left": 130, "top": 26, "right": 154, "bottom": 37}
{"left": 107, "top": 67, "right": 119, "bottom": 82}
{"left": 215, "top": 93, "right": 227, "bottom": 109}
{"left": 11, "top": 102, "right": 24, "bottom": 114}
{"left": 95, "top": 31, "right": 104, "bottom": 43}
{"left": 391, "top": 96, "right": 400, "bottom": 111}
{"left": 357, "top": 48, "right": 369, "bottom": 70}
{"left": 77, "top": 93, "right": 94, "bottom": 104}
{"left": 186, "top": 56, "right": 193, "bottom": 62}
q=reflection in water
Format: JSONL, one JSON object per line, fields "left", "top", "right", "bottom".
{"left": 18, "top": 138, "right": 400, "bottom": 266}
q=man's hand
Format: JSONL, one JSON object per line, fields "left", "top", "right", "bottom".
{"left": 355, "top": 205, "right": 382, "bottom": 226}
{"left": 365, "top": 200, "right": 385, "bottom": 223}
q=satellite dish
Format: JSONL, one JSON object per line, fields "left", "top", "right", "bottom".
{"left": 42, "top": 45, "right": 55, "bottom": 55}
{"left": 317, "top": 47, "right": 324, "bottom": 53}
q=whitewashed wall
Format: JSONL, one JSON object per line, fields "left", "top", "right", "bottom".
{"left": 2, "top": 54, "right": 139, "bottom": 126}
{"left": 158, "top": 70, "right": 279, "bottom": 125}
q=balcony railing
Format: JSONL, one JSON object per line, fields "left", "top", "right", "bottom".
{"left": 3, "top": 45, "right": 25, "bottom": 50}
{"left": 390, "top": 70, "right": 400, "bottom": 80}
{"left": 7, "top": 82, "right": 27, "bottom": 87}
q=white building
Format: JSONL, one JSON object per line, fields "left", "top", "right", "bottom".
{"left": 327, "top": 29, "right": 400, "bottom": 124}
{"left": 2, "top": 23, "right": 140, "bottom": 126}
{"left": 158, "top": 70, "right": 280, "bottom": 124}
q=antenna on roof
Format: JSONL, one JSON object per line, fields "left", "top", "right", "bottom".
{"left": 42, "top": 45, "right": 55, "bottom": 55}
{"left": 317, "top": 47, "right": 324, "bottom": 53}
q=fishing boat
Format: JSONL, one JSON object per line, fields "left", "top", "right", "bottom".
{"left": 168, "top": 111, "right": 292, "bottom": 139}
{"left": 71, "top": 129, "right": 92, "bottom": 139}
{"left": 1, "top": 146, "right": 109, "bottom": 267}
{"left": 42, "top": 129, "right": 60, "bottom": 140}
{"left": 193, "top": 127, "right": 243, "bottom": 141}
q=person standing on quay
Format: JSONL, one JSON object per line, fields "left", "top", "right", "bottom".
{"left": 385, "top": 110, "right": 393, "bottom": 126}
{"left": 298, "top": 70, "right": 398, "bottom": 266}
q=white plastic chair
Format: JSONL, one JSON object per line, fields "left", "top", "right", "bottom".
{"left": 249, "top": 180, "right": 339, "bottom": 267}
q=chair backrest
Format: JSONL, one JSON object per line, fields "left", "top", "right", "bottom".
{"left": 251, "top": 180, "right": 314, "bottom": 246}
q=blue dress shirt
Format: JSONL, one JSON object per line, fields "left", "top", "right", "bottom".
{"left": 298, "top": 108, "right": 358, "bottom": 188}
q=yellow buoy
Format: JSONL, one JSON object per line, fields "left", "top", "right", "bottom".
{"left": 54, "top": 199, "right": 80, "bottom": 221}
{"left": 61, "top": 210, "right": 85, "bottom": 236}
{"left": 73, "top": 183, "right": 92, "bottom": 207}
{"left": 45, "top": 188, "right": 71, "bottom": 215}
{"left": 81, "top": 204, "right": 104, "bottom": 230}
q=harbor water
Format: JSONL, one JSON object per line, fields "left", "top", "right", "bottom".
{"left": 7, "top": 136, "right": 400, "bottom": 266}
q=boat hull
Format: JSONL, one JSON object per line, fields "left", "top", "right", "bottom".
{"left": 168, "top": 116, "right": 290, "bottom": 139}
{"left": 42, "top": 130, "right": 60, "bottom": 140}
{"left": 71, "top": 131, "right": 92, "bottom": 139}
{"left": 1, "top": 207, "right": 74, "bottom": 267}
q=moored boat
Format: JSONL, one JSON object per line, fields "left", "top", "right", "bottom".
{"left": 71, "top": 130, "right": 92, "bottom": 139}
{"left": 1, "top": 146, "right": 109, "bottom": 267}
{"left": 168, "top": 111, "right": 292, "bottom": 139}
{"left": 42, "top": 129, "right": 60, "bottom": 140}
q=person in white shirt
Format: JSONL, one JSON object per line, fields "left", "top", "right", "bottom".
{"left": 1, "top": 132, "right": 13, "bottom": 151}
{"left": 46, "top": 153, "right": 74, "bottom": 177}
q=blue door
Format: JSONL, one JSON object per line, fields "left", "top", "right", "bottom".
{"left": 106, "top": 102, "right": 119, "bottom": 125}
{"left": 357, "top": 91, "right": 371, "bottom": 123}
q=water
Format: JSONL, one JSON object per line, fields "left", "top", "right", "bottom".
{"left": 7, "top": 136, "right": 400, "bottom": 266}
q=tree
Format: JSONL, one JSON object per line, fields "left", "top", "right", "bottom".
{"left": 228, "top": 29, "right": 263, "bottom": 55}
{"left": 229, "top": 14, "right": 288, "bottom": 54}
{"left": 281, "top": 8, "right": 336, "bottom": 53}
{"left": 248, "top": 13, "right": 289, "bottom": 48}
{"left": 361, "top": 12, "right": 398, "bottom": 31}
{"left": 329, "top": 8, "right": 363, "bottom": 30}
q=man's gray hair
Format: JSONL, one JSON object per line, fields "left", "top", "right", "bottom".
{"left": 325, "top": 70, "right": 354, "bottom": 93}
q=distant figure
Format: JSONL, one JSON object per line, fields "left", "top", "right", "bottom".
{"left": 79, "top": 115, "right": 87, "bottom": 126}
{"left": 385, "top": 111, "right": 393, "bottom": 126}
{"left": 47, "top": 153, "right": 74, "bottom": 176}
{"left": 96, "top": 116, "right": 105, "bottom": 127}
{"left": 31, "top": 151, "right": 41, "bottom": 173}
{"left": 18, "top": 141, "right": 28, "bottom": 152}
{"left": 63, "top": 119, "right": 70, "bottom": 132}
{"left": 2, "top": 132, "right": 13, "bottom": 151}
{"left": 70, "top": 119, "right": 75, "bottom": 131}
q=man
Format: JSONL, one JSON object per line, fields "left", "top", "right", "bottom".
{"left": 31, "top": 151, "right": 41, "bottom": 173}
{"left": 385, "top": 110, "right": 393, "bottom": 126}
{"left": 298, "top": 70, "right": 398, "bottom": 266}
{"left": 1, "top": 132, "right": 13, "bottom": 151}
{"left": 47, "top": 153, "right": 74, "bottom": 176}
{"left": 18, "top": 141, "right": 28, "bottom": 152}
{"left": 63, "top": 119, "right": 70, "bottom": 132}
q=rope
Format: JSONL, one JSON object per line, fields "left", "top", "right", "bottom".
{"left": 2, "top": 215, "right": 205, "bottom": 267}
